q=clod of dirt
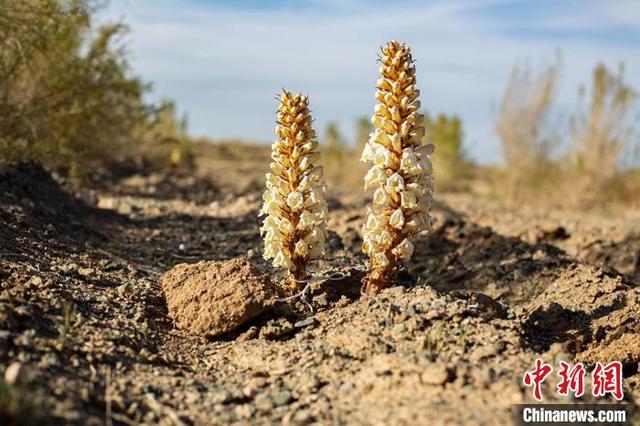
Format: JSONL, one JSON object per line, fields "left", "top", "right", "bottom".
{"left": 578, "top": 332, "right": 640, "bottom": 365}
{"left": 521, "top": 222, "right": 570, "bottom": 244}
{"left": 161, "top": 258, "right": 274, "bottom": 337}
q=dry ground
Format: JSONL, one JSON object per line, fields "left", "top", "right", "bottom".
{"left": 0, "top": 143, "right": 639, "bottom": 425}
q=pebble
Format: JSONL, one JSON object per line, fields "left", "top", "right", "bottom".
{"left": 393, "top": 323, "right": 408, "bottom": 334}
{"left": 405, "top": 304, "right": 419, "bottom": 316}
{"left": 385, "top": 286, "right": 406, "bottom": 297}
{"left": 272, "top": 390, "right": 293, "bottom": 407}
{"left": 420, "top": 363, "right": 451, "bottom": 385}
{"left": 78, "top": 267, "right": 94, "bottom": 277}
{"left": 425, "top": 309, "right": 443, "bottom": 320}
{"left": 260, "top": 319, "right": 295, "bottom": 339}
{"left": 314, "top": 293, "right": 329, "bottom": 308}
{"left": 209, "top": 388, "right": 231, "bottom": 404}
{"left": 185, "top": 391, "right": 200, "bottom": 404}
{"left": 494, "top": 341, "right": 507, "bottom": 354}
{"left": 339, "top": 382, "right": 353, "bottom": 393}
{"left": 242, "top": 377, "right": 268, "bottom": 398}
{"left": 469, "top": 344, "right": 498, "bottom": 364}
{"left": 254, "top": 393, "right": 275, "bottom": 411}
{"left": 4, "top": 362, "right": 28, "bottom": 385}
{"left": 28, "top": 275, "right": 43, "bottom": 286}
{"left": 116, "top": 284, "right": 130, "bottom": 296}
{"left": 234, "top": 403, "right": 255, "bottom": 419}
{"left": 296, "top": 374, "right": 320, "bottom": 393}
{"left": 294, "top": 317, "right": 316, "bottom": 329}
{"left": 290, "top": 409, "right": 313, "bottom": 425}
{"left": 40, "top": 353, "right": 60, "bottom": 368}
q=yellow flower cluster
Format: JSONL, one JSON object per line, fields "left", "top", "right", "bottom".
{"left": 260, "top": 90, "right": 328, "bottom": 292}
{"left": 361, "top": 40, "right": 434, "bottom": 292}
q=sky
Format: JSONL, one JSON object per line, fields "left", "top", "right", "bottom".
{"left": 101, "top": 0, "right": 640, "bottom": 164}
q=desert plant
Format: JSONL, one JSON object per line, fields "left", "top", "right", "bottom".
{"left": 0, "top": 0, "right": 188, "bottom": 177}
{"left": 355, "top": 116, "right": 374, "bottom": 154}
{"left": 424, "top": 112, "right": 470, "bottom": 187}
{"left": 260, "top": 90, "right": 328, "bottom": 293}
{"left": 322, "top": 121, "right": 349, "bottom": 181}
{"left": 568, "top": 63, "right": 638, "bottom": 206}
{"left": 360, "top": 40, "right": 434, "bottom": 293}
{"left": 495, "top": 57, "right": 561, "bottom": 200}
{"left": 137, "top": 100, "right": 194, "bottom": 170}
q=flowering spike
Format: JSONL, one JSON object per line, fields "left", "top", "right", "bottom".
{"left": 260, "top": 90, "right": 328, "bottom": 293}
{"left": 361, "top": 41, "right": 434, "bottom": 293}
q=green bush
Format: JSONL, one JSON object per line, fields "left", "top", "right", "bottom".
{"left": 424, "top": 112, "right": 471, "bottom": 188}
{"left": 0, "top": 0, "right": 190, "bottom": 177}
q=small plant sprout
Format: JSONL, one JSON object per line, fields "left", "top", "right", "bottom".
{"left": 260, "top": 90, "right": 328, "bottom": 293}
{"left": 361, "top": 40, "right": 434, "bottom": 293}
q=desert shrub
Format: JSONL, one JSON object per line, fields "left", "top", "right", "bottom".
{"left": 494, "top": 57, "right": 639, "bottom": 208}
{"left": 0, "top": 0, "right": 188, "bottom": 177}
{"left": 355, "top": 116, "right": 374, "bottom": 154}
{"left": 137, "top": 100, "right": 194, "bottom": 170}
{"left": 424, "top": 112, "right": 471, "bottom": 189}
{"left": 566, "top": 63, "right": 638, "bottom": 207}
{"left": 321, "top": 122, "right": 350, "bottom": 182}
{"left": 494, "top": 57, "right": 561, "bottom": 201}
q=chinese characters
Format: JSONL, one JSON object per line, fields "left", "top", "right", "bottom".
{"left": 523, "top": 359, "right": 623, "bottom": 401}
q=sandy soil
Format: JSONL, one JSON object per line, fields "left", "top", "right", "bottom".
{"left": 0, "top": 145, "right": 638, "bottom": 425}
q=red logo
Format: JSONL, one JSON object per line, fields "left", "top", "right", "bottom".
{"left": 523, "top": 359, "right": 624, "bottom": 401}
{"left": 523, "top": 359, "right": 553, "bottom": 401}
{"left": 557, "top": 361, "right": 586, "bottom": 397}
{"left": 592, "top": 361, "right": 624, "bottom": 401}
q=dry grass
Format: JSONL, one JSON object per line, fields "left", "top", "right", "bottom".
{"left": 494, "top": 58, "right": 639, "bottom": 208}
{"left": 494, "top": 56, "right": 561, "bottom": 202}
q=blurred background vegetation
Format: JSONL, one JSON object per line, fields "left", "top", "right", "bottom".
{"left": 317, "top": 58, "right": 639, "bottom": 209}
{"left": 494, "top": 58, "right": 638, "bottom": 208}
{"left": 1, "top": 0, "right": 638, "bottom": 209}
{"left": 0, "top": 0, "right": 193, "bottom": 179}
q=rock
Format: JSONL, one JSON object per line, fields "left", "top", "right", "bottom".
{"left": 468, "top": 344, "right": 498, "bottom": 364}
{"left": 296, "top": 374, "right": 320, "bottom": 393}
{"left": 254, "top": 393, "right": 275, "bottom": 411}
{"left": 288, "top": 409, "right": 313, "bottom": 425}
{"left": 294, "top": 317, "right": 316, "bottom": 329}
{"left": 259, "top": 318, "right": 295, "bottom": 340}
{"left": 522, "top": 222, "right": 570, "bottom": 244}
{"left": 78, "top": 267, "right": 94, "bottom": 277}
{"left": 161, "top": 258, "right": 273, "bottom": 337}
{"left": 40, "top": 353, "right": 60, "bottom": 368}
{"left": 577, "top": 332, "right": 640, "bottom": 365}
{"left": 0, "top": 305, "right": 17, "bottom": 329}
{"left": 272, "top": 389, "right": 293, "bottom": 406}
{"left": 185, "top": 391, "right": 200, "bottom": 405}
{"left": 4, "top": 362, "right": 28, "bottom": 385}
{"left": 425, "top": 309, "right": 444, "bottom": 320}
{"left": 234, "top": 404, "right": 255, "bottom": 419}
{"left": 209, "top": 388, "right": 231, "bottom": 404}
{"left": 453, "top": 291, "right": 508, "bottom": 321}
{"left": 116, "top": 284, "right": 130, "bottom": 296}
{"left": 28, "top": 275, "right": 43, "bottom": 286}
{"left": 420, "top": 363, "right": 452, "bottom": 385}
{"left": 313, "top": 293, "right": 329, "bottom": 308}
{"left": 242, "top": 377, "right": 268, "bottom": 398}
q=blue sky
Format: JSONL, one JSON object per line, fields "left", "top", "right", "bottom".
{"left": 102, "top": 0, "right": 640, "bottom": 163}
